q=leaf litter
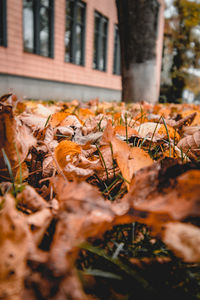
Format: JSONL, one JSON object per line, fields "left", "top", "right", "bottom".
{"left": 0, "top": 94, "right": 200, "bottom": 299}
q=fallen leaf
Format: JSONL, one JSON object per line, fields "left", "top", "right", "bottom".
{"left": 0, "top": 104, "right": 36, "bottom": 176}
{"left": 54, "top": 140, "right": 81, "bottom": 169}
{"left": 135, "top": 122, "right": 180, "bottom": 141}
{"left": 125, "top": 159, "right": 200, "bottom": 232}
{"left": 111, "top": 136, "right": 153, "bottom": 188}
{"left": 27, "top": 208, "right": 52, "bottom": 245}
{"left": 0, "top": 193, "right": 29, "bottom": 300}
{"left": 16, "top": 185, "right": 48, "bottom": 213}
{"left": 163, "top": 222, "right": 200, "bottom": 262}
{"left": 49, "top": 112, "right": 70, "bottom": 128}
{"left": 177, "top": 130, "right": 200, "bottom": 159}
{"left": 114, "top": 125, "right": 138, "bottom": 138}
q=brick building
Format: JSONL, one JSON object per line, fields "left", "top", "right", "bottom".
{"left": 0, "top": 0, "right": 164, "bottom": 101}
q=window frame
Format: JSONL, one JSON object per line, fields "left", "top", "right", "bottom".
{"left": 23, "top": 0, "right": 54, "bottom": 58}
{"left": 0, "top": 0, "right": 7, "bottom": 47}
{"left": 65, "top": 0, "right": 86, "bottom": 66}
{"left": 113, "top": 24, "right": 121, "bottom": 75}
{"left": 93, "top": 11, "right": 108, "bottom": 72}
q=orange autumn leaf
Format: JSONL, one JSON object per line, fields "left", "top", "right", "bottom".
{"left": 49, "top": 112, "right": 70, "bottom": 128}
{"left": 158, "top": 124, "right": 180, "bottom": 141}
{"left": 135, "top": 122, "right": 180, "bottom": 141}
{"left": 181, "top": 110, "right": 200, "bottom": 126}
{"left": 114, "top": 125, "right": 138, "bottom": 138}
{"left": 111, "top": 136, "right": 153, "bottom": 189}
{"left": 78, "top": 108, "right": 95, "bottom": 120}
{"left": 0, "top": 103, "right": 36, "bottom": 176}
{"left": 54, "top": 140, "right": 81, "bottom": 169}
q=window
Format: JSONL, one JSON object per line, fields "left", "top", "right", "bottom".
{"left": 0, "top": 0, "right": 7, "bottom": 47}
{"left": 23, "top": 0, "right": 54, "bottom": 57}
{"left": 65, "top": 0, "right": 86, "bottom": 65}
{"left": 113, "top": 25, "right": 121, "bottom": 75}
{"left": 93, "top": 11, "right": 108, "bottom": 71}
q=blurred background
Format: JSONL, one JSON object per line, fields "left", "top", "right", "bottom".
{"left": 0, "top": 0, "right": 200, "bottom": 103}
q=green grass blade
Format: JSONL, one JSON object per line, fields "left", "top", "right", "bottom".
{"left": 96, "top": 144, "right": 109, "bottom": 180}
{"left": 1, "top": 149, "right": 16, "bottom": 197}
{"left": 45, "top": 114, "right": 51, "bottom": 127}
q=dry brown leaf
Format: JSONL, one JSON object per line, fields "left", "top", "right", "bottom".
{"left": 20, "top": 113, "right": 47, "bottom": 131}
{"left": 42, "top": 155, "right": 55, "bottom": 178}
{"left": 125, "top": 159, "right": 200, "bottom": 233}
{"left": 54, "top": 140, "right": 81, "bottom": 169}
{"left": 111, "top": 136, "right": 153, "bottom": 189}
{"left": 16, "top": 185, "right": 48, "bottom": 213}
{"left": 73, "top": 130, "right": 103, "bottom": 145}
{"left": 49, "top": 177, "right": 115, "bottom": 276}
{"left": 27, "top": 208, "right": 52, "bottom": 245}
{"left": 0, "top": 105, "right": 36, "bottom": 176}
{"left": 177, "top": 130, "right": 200, "bottom": 159}
{"left": 181, "top": 110, "right": 200, "bottom": 126}
{"left": 182, "top": 125, "right": 200, "bottom": 136}
{"left": 63, "top": 163, "right": 94, "bottom": 180}
{"left": 55, "top": 126, "right": 74, "bottom": 139}
{"left": 163, "top": 222, "right": 200, "bottom": 262}
{"left": 100, "top": 119, "right": 114, "bottom": 144}
{"left": 114, "top": 125, "right": 138, "bottom": 138}
{"left": 174, "top": 112, "right": 197, "bottom": 130}
{"left": 60, "top": 115, "right": 82, "bottom": 128}
{"left": 135, "top": 122, "right": 180, "bottom": 141}
{"left": 0, "top": 193, "right": 29, "bottom": 300}
{"left": 0, "top": 93, "right": 18, "bottom": 107}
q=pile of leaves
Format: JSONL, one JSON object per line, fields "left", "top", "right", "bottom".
{"left": 1, "top": 93, "right": 200, "bottom": 299}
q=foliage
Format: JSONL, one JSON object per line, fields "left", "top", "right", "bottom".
{"left": 1, "top": 93, "right": 200, "bottom": 299}
{"left": 160, "top": 0, "right": 200, "bottom": 103}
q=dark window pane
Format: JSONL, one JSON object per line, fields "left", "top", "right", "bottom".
{"left": 65, "top": 0, "right": 86, "bottom": 65}
{"left": 41, "top": 0, "right": 49, "bottom": 7}
{"left": 94, "top": 14, "right": 100, "bottom": 33}
{"left": 75, "top": 24, "right": 82, "bottom": 64}
{"left": 23, "top": 0, "right": 54, "bottom": 57}
{"left": 65, "top": 18, "right": 72, "bottom": 62}
{"left": 103, "top": 20, "right": 107, "bottom": 36}
{"left": 77, "top": 4, "right": 82, "bottom": 24}
{"left": 66, "top": 0, "right": 74, "bottom": 19}
{"left": 23, "top": 0, "right": 34, "bottom": 52}
{"left": 113, "top": 25, "right": 121, "bottom": 75}
{"left": 39, "top": 6, "right": 49, "bottom": 56}
{"left": 93, "top": 32, "right": 98, "bottom": 69}
{"left": 0, "top": 0, "right": 6, "bottom": 46}
{"left": 93, "top": 11, "right": 108, "bottom": 71}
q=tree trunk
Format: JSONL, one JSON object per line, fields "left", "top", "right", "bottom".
{"left": 116, "top": 0, "right": 163, "bottom": 103}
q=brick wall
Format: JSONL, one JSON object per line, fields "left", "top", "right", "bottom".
{"left": 0, "top": 0, "right": 121, "bottom": 91}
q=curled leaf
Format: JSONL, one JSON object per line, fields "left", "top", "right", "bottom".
{"left": 177, "top": 129, "right": 200, "bottom": 159}
{"left": 0, "top": 106, "right": 36, "bottom": 176}
{"left": 54, "top": 140, "right": 81, "bottom": 169}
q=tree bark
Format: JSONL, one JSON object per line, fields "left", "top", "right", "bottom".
{"left": 116, "top": 0, "right": 162, "bottom": 103}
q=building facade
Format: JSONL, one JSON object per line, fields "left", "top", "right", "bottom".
{"left": 0, "top": 0, "right": 164, "bottom": 102}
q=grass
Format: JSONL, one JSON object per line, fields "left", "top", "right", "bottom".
{"left": 77, "top": 223, "right": 200, "bottom": 300}
{"left": 95, "top": 144, "right": 109, "bottom": 181}
{"left": 1, "top": 147, "right": 25, "bottom": 199}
